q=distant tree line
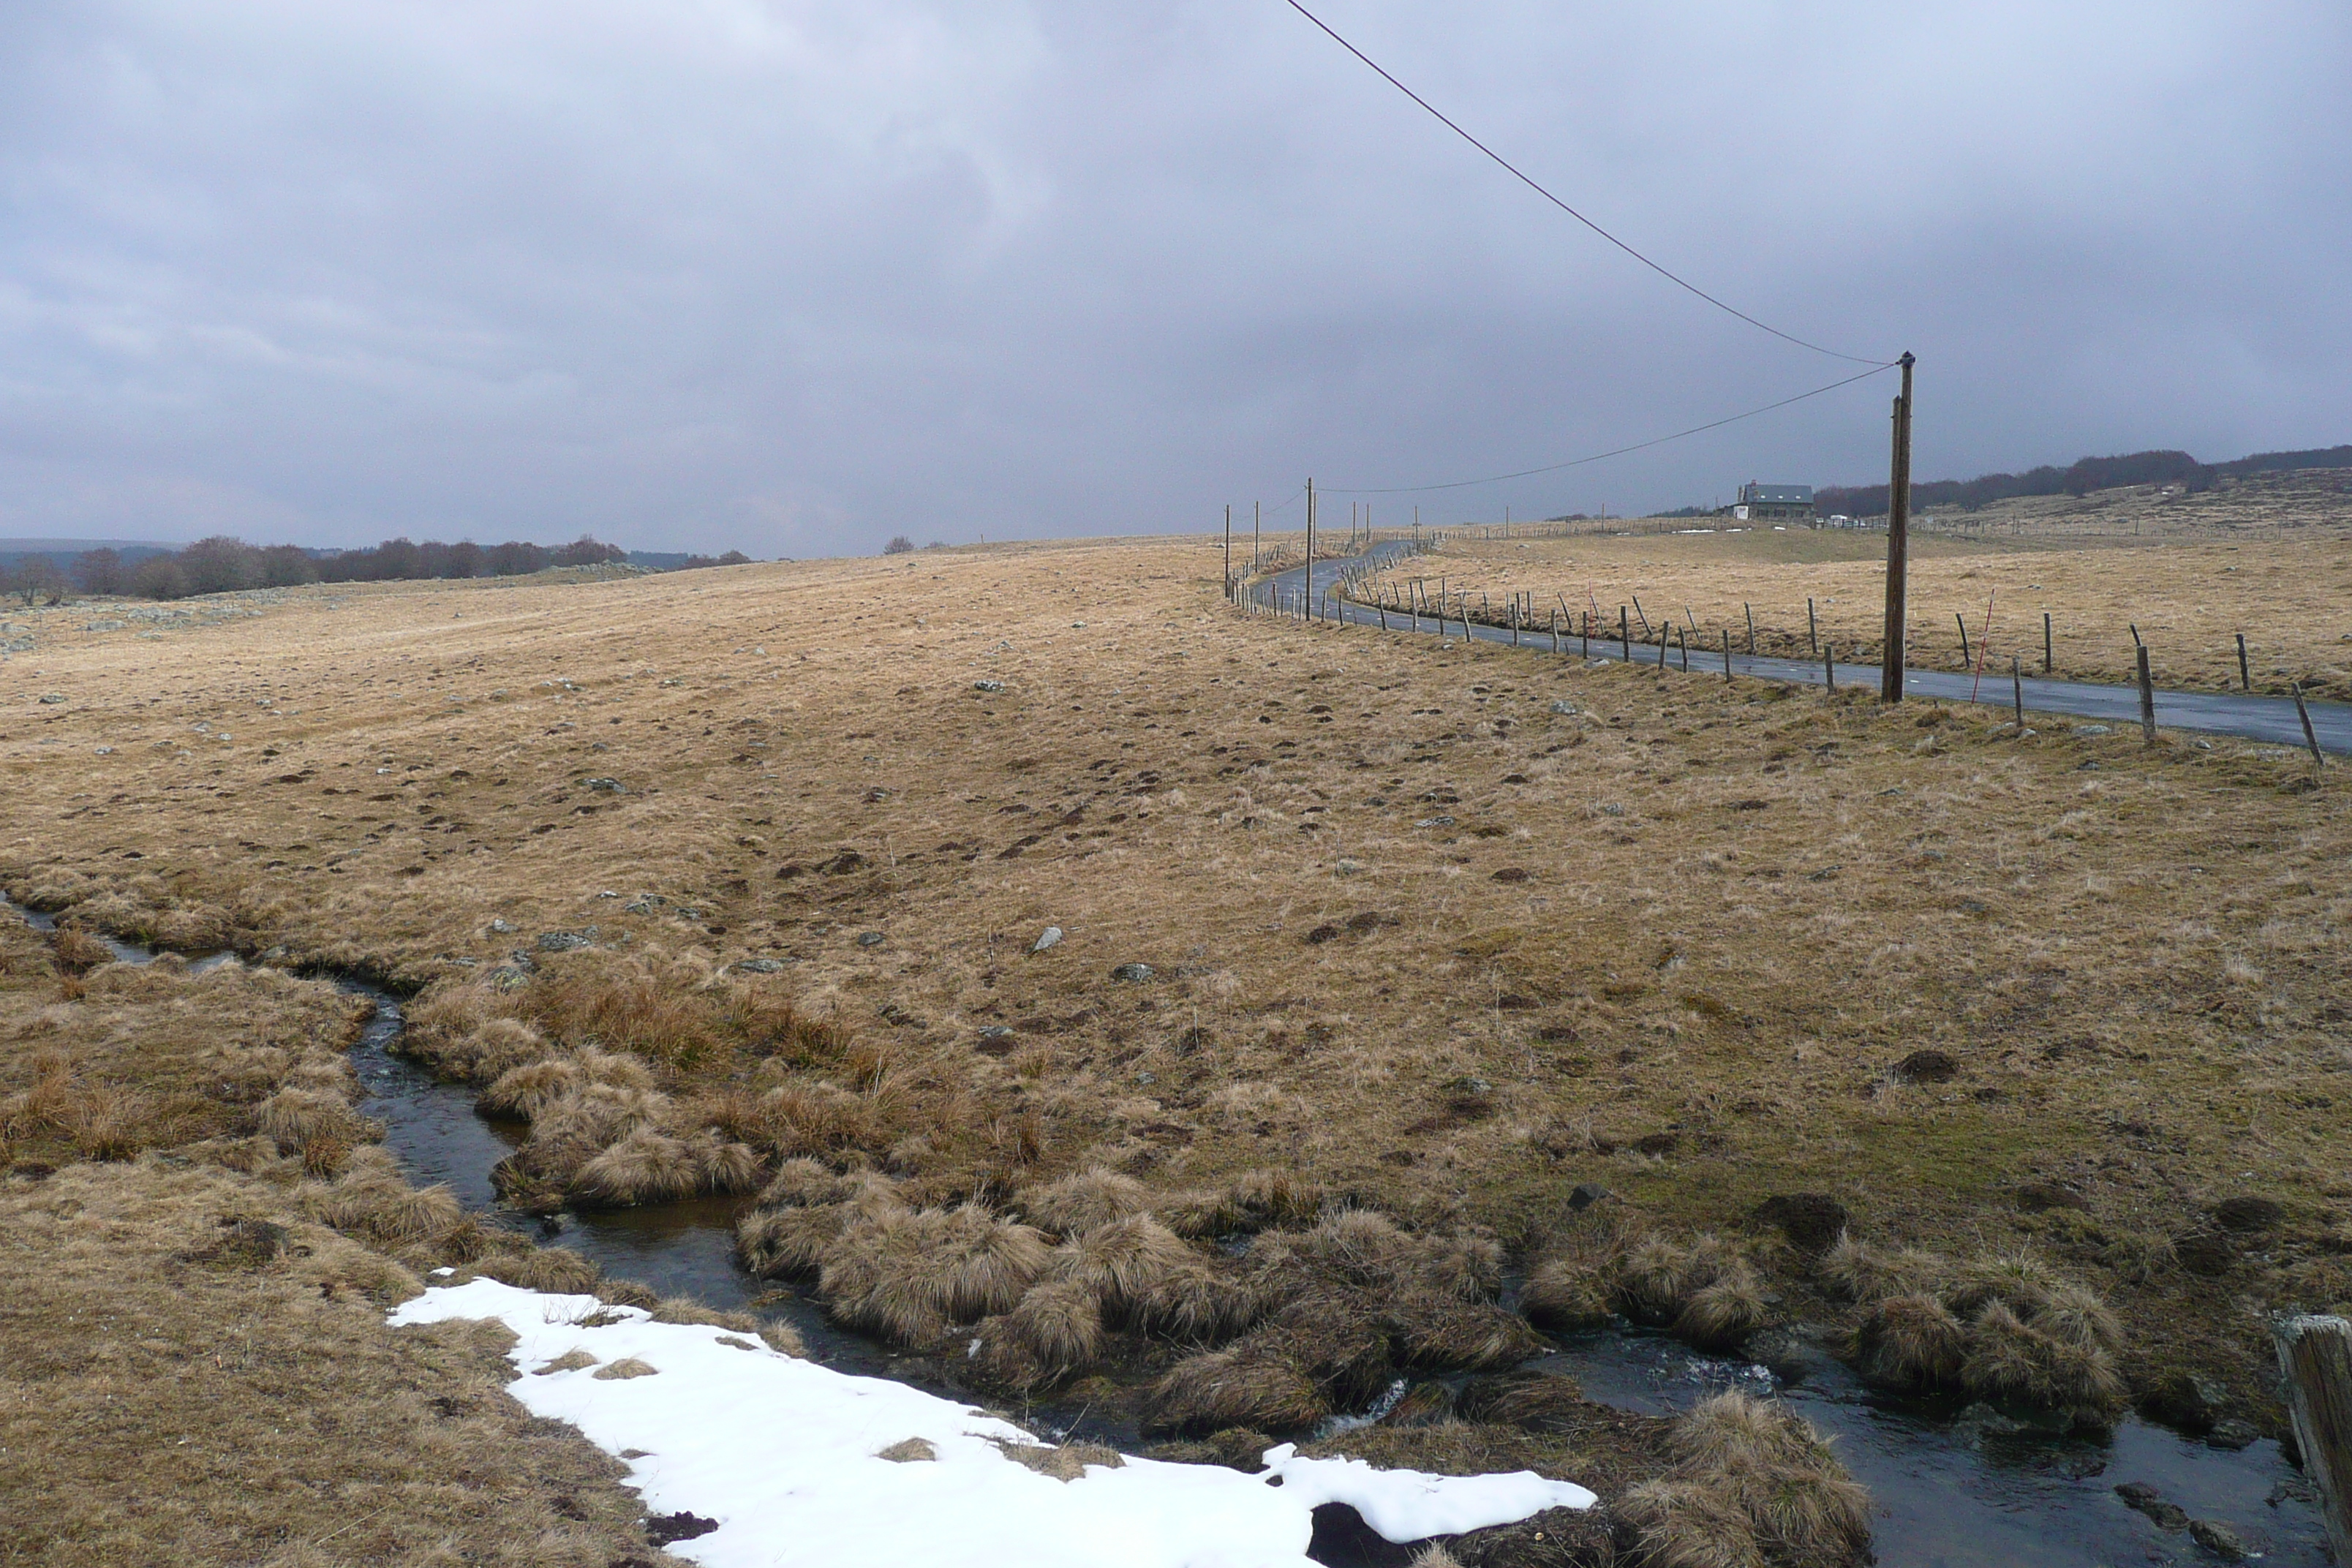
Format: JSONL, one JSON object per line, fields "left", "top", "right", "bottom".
{"left": 1816, "top": 444, "right": 2352, "bottom": 519}
{"left": 2, "top": 532, "right": 668, "bottom": 603}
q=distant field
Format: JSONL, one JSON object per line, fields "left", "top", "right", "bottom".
{"left": 1360, "top": 470, "right": 2352, "bottom": 695}
{"left": 3, "top": 525, "right": 2349, "bottom": 1441}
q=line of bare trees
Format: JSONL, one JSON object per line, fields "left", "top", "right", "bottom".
{"left": 2, "top": 532, "right": 660, "bottom": 604}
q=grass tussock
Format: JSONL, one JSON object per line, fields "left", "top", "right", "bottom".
{"left": 1017, "top": 1165, "right": 1153, "bottom": 1236}
{"left": 1454, "top": 1371, "right": 1589, "bottom": 1433}
{"left": 816, "top": 1202, "right": 1049, "bottom": 1346}
{"left": 1825, "top": 1241, "right": 2125, "bottom": 1424}
{"left": 1141, "top": 1345, "right": 1333, "bottom": 1436}
{"left": 1620, "top": 1392, "right": 1870, "bottom": 1568}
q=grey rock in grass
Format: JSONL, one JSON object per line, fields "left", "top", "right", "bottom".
{"left": 855, "top": 932, "right": 885, "bottom": 948}
{"left": 580, "top": 776, "right": 627, "bottom": 794}
{"left": 535, "top": 931, "right": 591, "bottom": 952}
{"left": 1031, "top": 926, "right": 1063, "bottom": 953}
{"left": 1110, "top": 962, "right": 1155, "bottom": 982}
{"left": 973, "top": 679, "right": 1006, "bottom": 693}
{"left": 734, "top": 957, "right": 787, "bottom": 973}
{"left": 2076, "top": 724, "right": 2111, "bottom": 737}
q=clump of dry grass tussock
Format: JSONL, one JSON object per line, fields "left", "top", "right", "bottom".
{"left": 1383, "top": 1294, "right": 1548, "bottom": 1371}
{"left": 1959, "top": 1300, "right": 2126, "bottom": 1427}
{"left": 1017, "top": 1165, "right": 1153, "bottom": 1236}
{"left": 1455, "top": 1371, "right": 1588, "bottom": 1433}
{"left": 570, "top": 1128, "right": 764, "bottom": 1207}
{"left": 1646, "top": 1392, "right": 1872, "bottom": 1567}
{"left": 754, "top": 1155, "right": 859, "bottom": 1210}
{"left": 475, "top": 1245, "right": 605, "bottom": 1295}
{"left": 1602, "top": 1232, "right": 1768, "bottom": 1351}
{"left": 48, "top": 927, "right": 114, "bottom": 976}
{"left": 1251, "top": 1209, "right": 1501, "bottom": 1304}
{"left": 304, "top": 1165, "right": 464, "bottom": 1250}
{"left": 255, "top": 1088, "right": 373, "bottom": 1153}
{"left": 1817, "top": 1232, "right": 1944, "bottom": 1305}
{"left": 1520, "top": 1232, "right": 1623, "bottom": 1333}
{"left": 1141, "top": 1344, "right": 1332, "bottom": 1436}
{"left": 816, "top": 1203, "right": 1049, "bottom": 1346}
{"left": 1850, "top": 1294, "right": 1966, "bottom": 1390}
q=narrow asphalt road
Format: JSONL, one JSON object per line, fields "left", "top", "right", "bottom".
{"left": 1245, "top": 542, "right": 2350, "bottom": 755}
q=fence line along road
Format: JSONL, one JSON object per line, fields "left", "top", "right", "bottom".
{"left": 1237, "top": 540, "right": 2351, "bottom": 756}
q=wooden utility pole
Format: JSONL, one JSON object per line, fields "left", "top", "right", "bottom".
{"left": 1880, "top": 351, "right": 1917, "bottom": 703}
{"left": 1305, "top": 478, "right": 1316, "bottom": 623}
{"left": 1224, "top": 505, "right": 1232, "bottom": 598}
{"left": 1254, "top": 502, "right": 1261, "bottom": 574}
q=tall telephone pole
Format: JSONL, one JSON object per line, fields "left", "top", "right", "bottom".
{"left": 1305, "top": 478, "right": 1316, "bottom": 618}
{"left": 1879, "top": 352, "right": 1916, "bottom": 704}
{"left": 1223, "top": 504, "right": 1232, "bottom": 598}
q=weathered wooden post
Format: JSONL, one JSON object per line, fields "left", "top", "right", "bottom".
{"left": 2137, "top": 645, "right": 2157, "bottom": 745}
{"left": 2239, "top": 633, "right": 2252, "bottom": 693}
{"left": 2274, "top": 1315, "right": 2352, "bottom": 1565}
{"left": 2013, "top": 655, "right": 2024, "bottom": 731}
{"left": 2294, "top": 682, "right": 2326, "bottom": 771}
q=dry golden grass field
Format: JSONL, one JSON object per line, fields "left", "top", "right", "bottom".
{"left": 1365, "top": 470, "right": 2352, "bottom": 693}
{"left": 0, "top": 914, "right": 701, "bottom": 1567}
{"left": 3, "top": 516, "right": 2350, "bottom": 1508}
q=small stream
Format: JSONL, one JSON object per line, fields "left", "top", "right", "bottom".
{"left": 5, "top": 895, "right": 2329, "bottom": 1564}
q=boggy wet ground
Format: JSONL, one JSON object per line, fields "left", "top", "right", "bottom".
{"left": 3, "top": 894, "right": 2326, "bottom": 1567}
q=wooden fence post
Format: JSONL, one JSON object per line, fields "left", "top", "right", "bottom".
{"left": 1744, "top": 603, "right": 1757, "bottom": 655}
{"left": 1619, "top": 607, "right": 1630, "bottom": 662}
{"left": 2137, "top": 645, "right": 2157, "bottom": 745}
{"left": 2044, "top": 611, "right": 2053, "bottom": 674}
{"left": 2239, "top": 633, "right": 2252, "bottom": 693}
{"left": 1678, "top": 626, "right": 1689, "bottom": 672}
{"left": 2013, "top": 655, "right": 2024, "bottom": 731}
{"left": 1956, "top": 612, "right": 1971, "bottom": 666}
{"left": 2294, "top": 682, "right": 2325, "bottom": 771}
{"left": 1824, "top": 644, "right": 1836, "bottom": 694}
{"left": 1722, "top": 629, "right": 1733, "bottom": 682}
{"left": 2274, "top": 1314, "right": 2352, "bottom": 1567}
{"left": 1808, "top": 598, "right": 1817, "bottom": 654}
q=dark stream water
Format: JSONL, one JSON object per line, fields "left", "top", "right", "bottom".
{"left": 6, "top": 896, "right": 2327, "bottom": 1564}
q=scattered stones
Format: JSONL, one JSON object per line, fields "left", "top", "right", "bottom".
{"left": 1567, "top": 1183, "right": 1610, "bottom": 1211}
{"left": 1893, "top": 1049, "right": 1959, "bottom": 1084}
{"left": 1752, "top": 1194, "right": 1850, "bottom": 1254}
{"left": 579, "top": 777, "right": 627, "bottom": 794}
{"left": 535, "top": 931, "right": 591, "bottom": 952}
{"left": 1548, "top": 699, "right": 1577, "bottom": 715}
{"left": 1110, "top": 962, "right": 1155, "bottom": 982}
{"left": 733, "top": 958, "right": 786, "bottom": 974}
{"left": 2212, "top": 1196, "right": 2283, "bottom": 1232}
{"left": 2187, "top": 1518, "right": 2248, "bottom": 1558}
{"left": 973, "top": 679, "right": 1006, "bottom": 693}
{"left": 37, "top": 693, "right": 64, "bottom": 704}
{"left": 1031, "top": 927, "right": 1063, "bottom": 953}
{"left": 2016, "top": 1180, "right": 2089, "bottom": 1213}
{"left": 2114, "top": 1482, "right": 2189, "bottom": 1531}
{"left": 1333, "top": 858, "right": 1365, "bottom": 876}
{"left": 488, "top": 967, "right": 531, "bottom": 992}
{"left": 2077, "top": 724, "right": 2112, "bottom": 737}
{"left": 2205, "top": 1420, "right": 2260, "bottom": 1451}
{"left": 2139, "top": 1371, "right": 2229, "bottom": 1433}
{"left": 855, "top": 932, "right": 885, "bottom": 948}
{"left": 487, "top": 919, "right": 514, "bottom": 934}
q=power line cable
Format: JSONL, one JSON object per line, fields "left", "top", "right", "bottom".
{"left": 1280, "top": 0, "right": 1889, "bottom": 368}
{"left": 1320, "top": 361, "right": 1895, "bottom": 494}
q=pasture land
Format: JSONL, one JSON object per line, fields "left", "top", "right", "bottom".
{"left": 3, "top": 525, "right": 2349, "bottom": 1445}
{"left": 1369, "top": 469, "right": 2352, "bottom": 695}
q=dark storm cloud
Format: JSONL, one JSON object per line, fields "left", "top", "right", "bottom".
{"left": 1, "top": 0, "right": 2346, "bottom": 552}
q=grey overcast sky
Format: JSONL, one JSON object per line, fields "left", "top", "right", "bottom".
{"left": 2, "top": 1, "right": 2347, "bottom": 554}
